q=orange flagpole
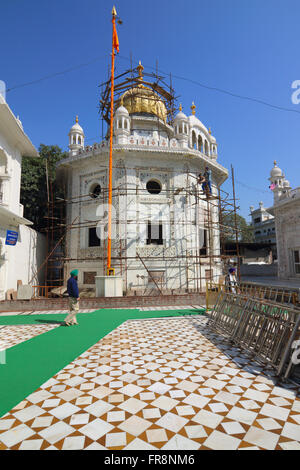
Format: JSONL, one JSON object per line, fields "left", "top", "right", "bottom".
{"left": 107, "top": 6, "right": 118, "bottom": 274}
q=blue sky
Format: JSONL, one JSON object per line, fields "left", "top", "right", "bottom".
{"left": 2, "top": 0, "right": 300, "bottom": 220}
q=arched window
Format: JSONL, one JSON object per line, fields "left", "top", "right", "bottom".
{"left": 192, "top": 131, "right": 197, "bottom": 150}
{"left": 204, "top": 141, "right": 209, "bottom": 155}
{"left": 118, "top": 119, "right": 122, "bottom": 129}
{"left": 124, "top": 120, "right": 128, "bottom": 129}
{"left": 78, "top": 136, "right": 81, "bottom": 145}
{"left": 179, "top": 124, "right": 183, "bottom": 134}
{"left": 73, "top": 136, "right": 76, "bottom": 144}
{"left": 198, "top": 135, "right": 203, "bottom": 152}
{"left": 146, "top": 180, "right": 162, "bottom": 194}
{"left": 89, "top": 183, "right": 101, "bottom": 199}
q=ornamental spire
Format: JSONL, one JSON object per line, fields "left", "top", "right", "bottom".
{"left": 191, "top": 102, "right": 196, "bottom": 115}
{"left": 137, "top": 60, "right": 144, "bottom": 80}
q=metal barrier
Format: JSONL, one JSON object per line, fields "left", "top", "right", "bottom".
{"left": 208, "top": 291, "right": 300, "bottom": 380}
{"left": 206, "top": 281, "right": 300, "bottom": 312}
{"left": 239, "top": 282, "right": 300, "bottom": 307}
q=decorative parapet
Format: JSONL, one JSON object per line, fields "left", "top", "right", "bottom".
{"left": 136, "top": 245, "right": 177, "bottom": 257}
{"left": 58, "top": 138, "right": 227, "bottom": 184}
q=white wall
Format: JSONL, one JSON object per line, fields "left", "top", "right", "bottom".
{"left": 0, "top": 225, "right": 46, "bottom": 298}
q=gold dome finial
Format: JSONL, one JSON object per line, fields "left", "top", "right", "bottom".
{"left": 112, "top": 6, "right": 117, "bottom": 16}
{"left": 75, "top": 115, "right": 79, "bottom": 123}
{"left": 209, "top": 127, "right": 212, "bottom": 135}
{"left": 191, "top": 102, "right": 196, "bottom": 115}
{"left": 274, "top": 160, "right": 277, "bottom": 166}
{"left": 179, "top": 104, "right": 182, "bottom": 112}
{"left": 120, "top": 95, "right": 124, "bottom": 106}
{"left": 137, "top": 61, "right": 144, "bottom": 80}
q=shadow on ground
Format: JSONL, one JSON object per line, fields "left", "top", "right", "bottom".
{"left": 189, "top": 315, "right": 299, "bottom": 395}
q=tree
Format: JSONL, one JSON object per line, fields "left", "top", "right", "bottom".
{"left": 221, "top": 211, "right": 254, "bottom": 243}
{"left": 20, "top": 144, "right": 67, "bottom": 233}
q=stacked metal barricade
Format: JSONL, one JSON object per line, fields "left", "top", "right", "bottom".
{"left": 208, "top": 291, "right": 300, "bottom": 380}
{"left": 239, "top": 282, "right": 300, "bottom": 307}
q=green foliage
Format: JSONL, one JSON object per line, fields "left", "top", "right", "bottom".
{"left": 221, "top": 211, "right": 254, "bottom": 243}
{"left": 20, "top": 144, "right": 67, "bottom": 232}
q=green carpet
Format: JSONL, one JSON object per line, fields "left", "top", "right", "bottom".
{"left": 0, "top": 308, "right": 205, "bottom": 418}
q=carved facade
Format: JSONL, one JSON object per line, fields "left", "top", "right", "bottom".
{"left": 57, "top": 71, "right": 228, "bottom": 294}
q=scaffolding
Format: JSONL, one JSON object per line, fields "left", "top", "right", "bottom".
{"left": 41, "top": 170, "right": 242, "bottom": 296}
{"left": 40, "top": 64, "right": 244, "bottom": 298}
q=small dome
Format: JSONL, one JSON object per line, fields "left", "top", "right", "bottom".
{"left": 115, "top": 104, "right": 129, "bottom": 116}
{"left": 283, "top": 179, "right": 290, "bottom": 187}
{"left": 188, "top": 102, "right": 208, "bottom": 133}
{"left": 69, "top": 116, "right": 84, "bottom": 135}
{"left": 174, "top": 104, "right": 187, "bottom": 121}
{"left": 270, "top": 161, "right": 282, "bottom": 178}
{"left": 188, "top": 114, "right": 208, "bottom": 133}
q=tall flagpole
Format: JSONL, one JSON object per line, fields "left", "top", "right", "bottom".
{"left": 107, "top": 6, "right": 117, "bottom": 275}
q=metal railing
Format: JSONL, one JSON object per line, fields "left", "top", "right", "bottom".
{"left": 239, "top": 282, "right": 299, "bottom": 307}
{"left": 206, "top": 280, "right": 300, "bottom": 311}
{"left": 208, "top": 291, "right": 300, "bottom": 379}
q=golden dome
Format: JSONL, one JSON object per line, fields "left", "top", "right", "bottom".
{"left": 120, "top": 84, "right": 168, "bottom": 123}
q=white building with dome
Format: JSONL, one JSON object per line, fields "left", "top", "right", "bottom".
{"left": 57, "top": 63, "right": 228, "bottom": 294}
{"left": 266, "top": 161, "right": 300, "bottom": 279}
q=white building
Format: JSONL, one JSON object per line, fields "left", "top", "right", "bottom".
{"left": 267, "top": 161, "right": 300, "bottom": 279}
{"left": 57, "top": 64, "right": 228, "bottom": 294}
{"left": 0, "top": 90, "right": 45, "bottom": 299}
{"left": 249, "top": 201, "right": 276, "bottom": 244}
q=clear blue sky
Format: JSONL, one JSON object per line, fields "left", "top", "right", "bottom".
{"left": 2, "top": 0, "right": 300, "bottom": 220}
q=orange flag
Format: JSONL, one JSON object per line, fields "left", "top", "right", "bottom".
{"left": 113, "top": 22, "right": 119, "bottom": 53}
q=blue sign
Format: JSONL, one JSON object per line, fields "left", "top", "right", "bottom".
{"left": 5, "top": 230, "right": 18, "bottom": 246}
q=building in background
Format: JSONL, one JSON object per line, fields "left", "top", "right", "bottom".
{"left": 0, "top": 89, "right": 46, "bottom": 299}
{"left": 57, "top": 62, "right": 228, "bottom": 294}
{"left": 267, "top": 161, "right": 300, "bottom": 280}
{"left": 249, "top": 201, "right": 276, "bottom": 244}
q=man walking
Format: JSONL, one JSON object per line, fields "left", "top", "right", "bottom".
{"left": 65, "top": 269, "right": 80, "bottom": 326}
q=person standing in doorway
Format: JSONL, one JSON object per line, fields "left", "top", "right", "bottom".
{"left": 65, "top": 269, "right": 80, "bottom": 326}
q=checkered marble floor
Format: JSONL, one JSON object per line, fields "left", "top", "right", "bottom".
{"left": 0, "top": 309, "right": 98, "bottom": 316}
{"left": 0, "top": 306, "right": 204, "bottom": 316}
{"left": 0, "top": 315, "right": 300, "bottom": 450}
{"left": 0, "top": 324, "right": 59, "bottom": 351}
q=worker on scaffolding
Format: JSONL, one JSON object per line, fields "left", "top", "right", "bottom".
{"left": 204, "top": 166, "right": 212, "bottom": 195}
{"left": 65, "top": 269, "right": 80, "bottom": 326}
{"left": 197, "top": 173, "right": 207, "bottom": 194}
